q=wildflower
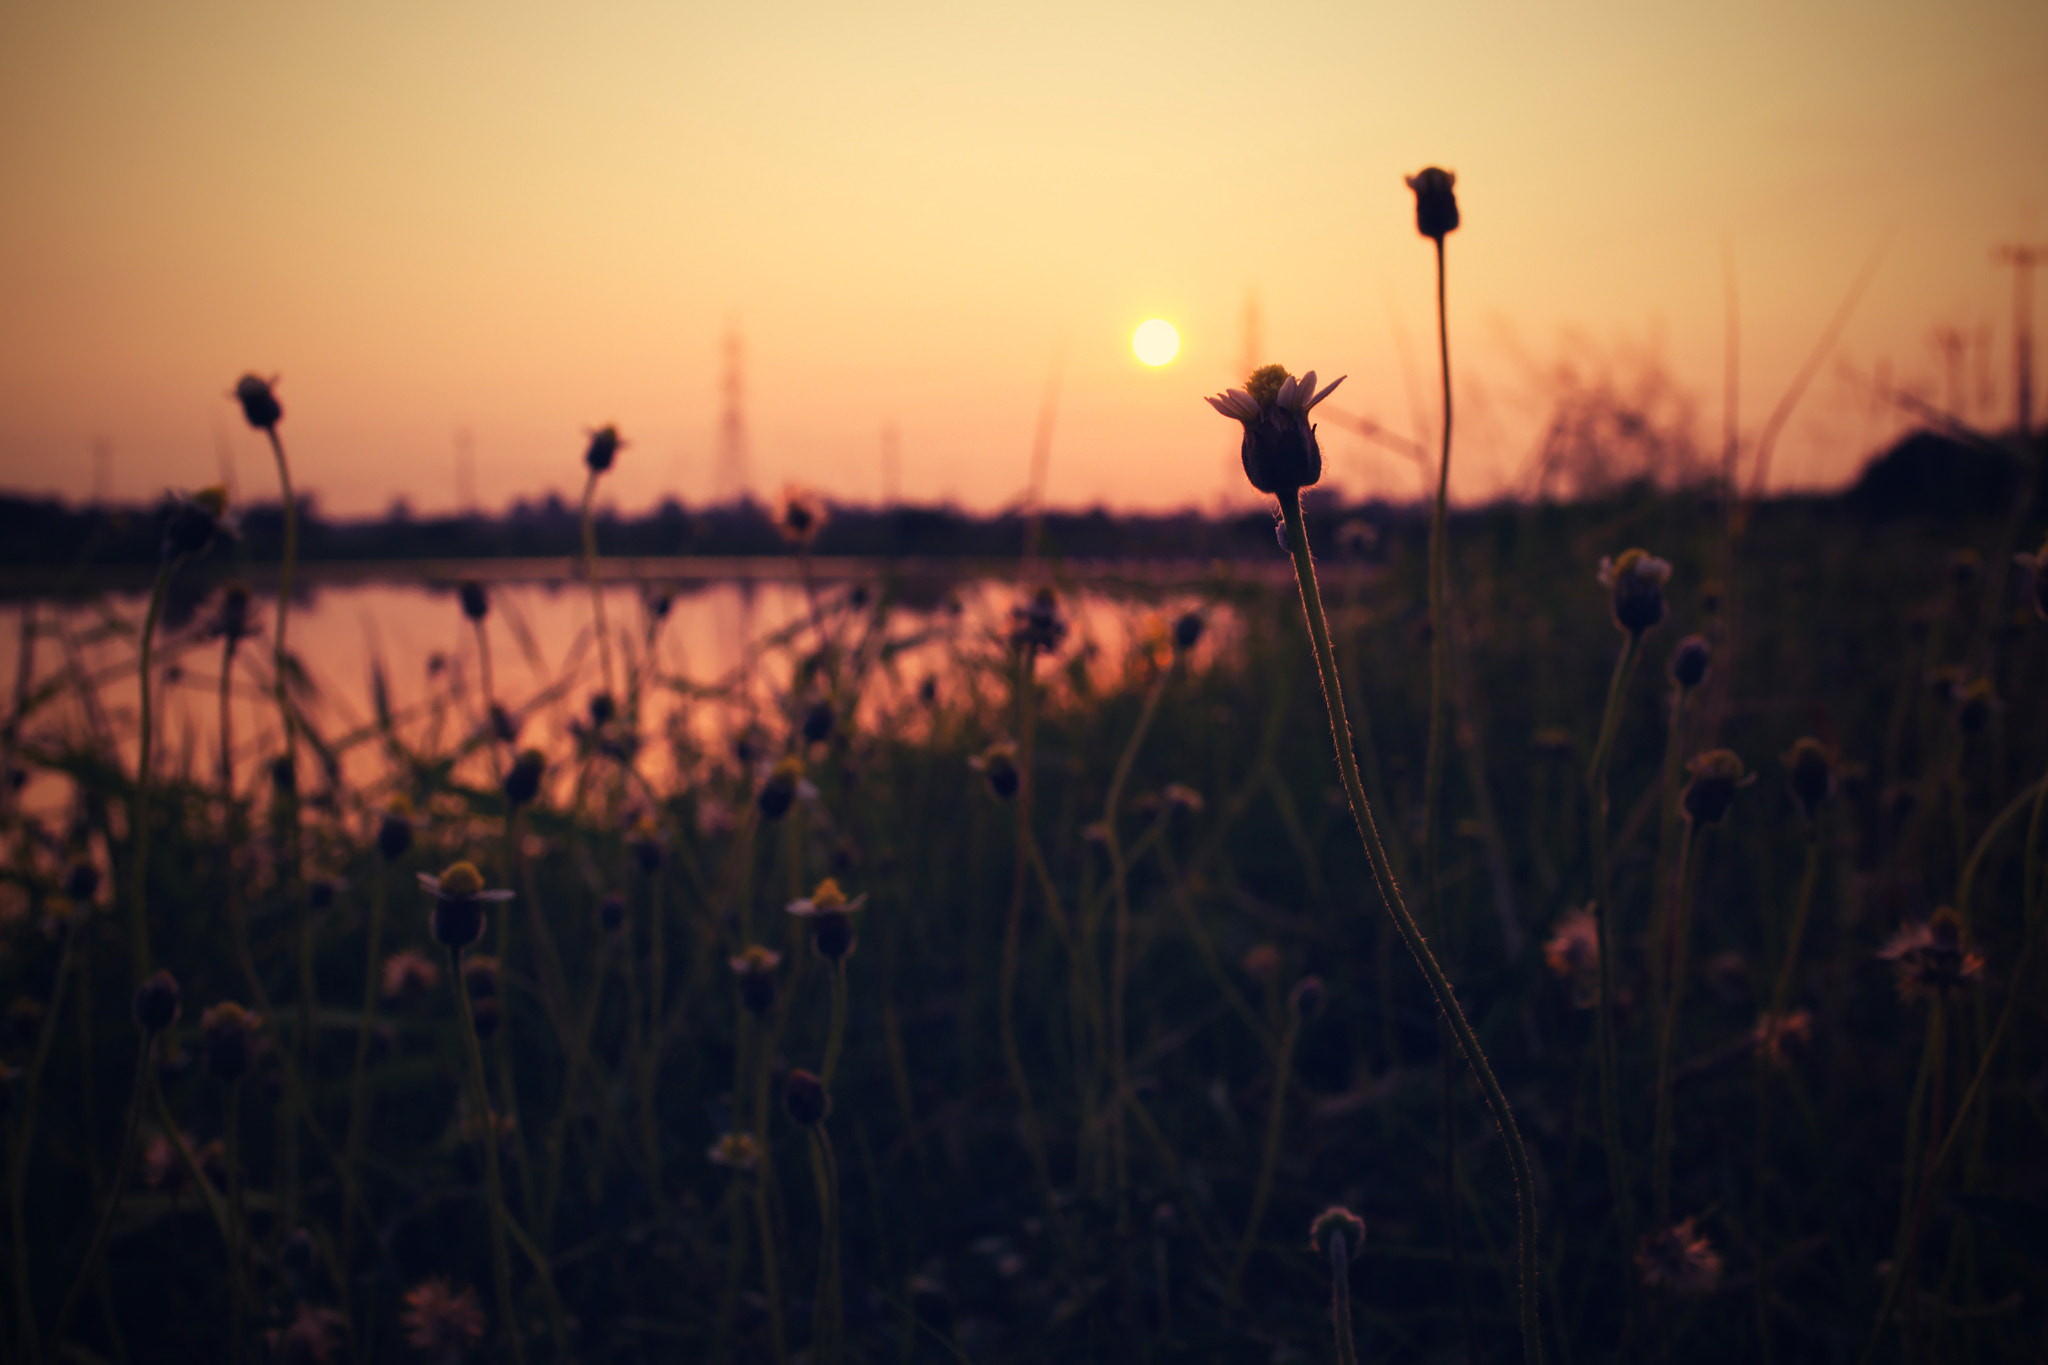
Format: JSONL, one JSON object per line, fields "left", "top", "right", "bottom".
{"left": 1543, "top": 905, "right": 1601, "bottom": 1008}
{"left": 1405, "top": 167, "right": 1460, "bottom": 240}
{"left": 376, "top": 796, "right": 416, "bottom": 863}
{"left": 1172, "top": 611, "right": 1205, "bottom": 652}
{"left": 399, "top": 1278, "right": 486, "bottom": 1357}
{"left": 268, "top": 1304, "right": 346, "bottom": 1365}
{"left": 598, "top": 892, "right": 627, "bottom": 932}
{"left": 708, "top": 1131, "right": 762, "bottom": 1174}
{"left": 584, "top": 424, "right": 623, "bottom": 473}
{"left": 133, "top": 969, "right": 181, "bottom": 1034}
{"left": 502, "top": 749, "right": 545, "bottom": 807}
{"left": 1877, "top": 907, "right": 1983, "bottom": 1002}
{"left": 774, "top": 485, "right": 828, "bottom": 547}
{"left": 1750, "top": 1009, "right": 1813, "bottom": 1067}
{"left": 232, "top": 374, "right": 282, "bottom": 431}
{"left": 1783, "top": 738, "right": 1836, "bottom": 822}
{"left": 1205, "top": 364, "right": 1346, "bottom": 496}
{"left": 1598, "top": 548, "right": 1672, "bottom": 637}
{"left": 788, "top": 877, "right": 867, "bottom": 962}
{"left": 417, "top": 861, "right": 513, "bottom": 950}
{"left": 970, "top": 742, "right": 1020, "bottom": 800}
{"left": 1009, "top": 586, "right": 1068, "bottom": 655}
{"left": 381, "top": 949, "right": 441, "bottom": 1001}
{"left": 162, "top": 486, "right": 230, "bottom": 560}
{"left": 1636, "top": 1218, "right": 1723, "bottom": 1295}
{"left": 729, "top": 944, "right": 783, "bottom": 1016}
{"left": 758, "top": 755, "right": 803, "bottom": 820}
{"left": 1309, "top": 1205, "right": 1367, "bottom": 1258}
{"left": 1681, "top": 749, "right": 1752, "bottom": 825}
{"left": 200, "top": 1001, "right": 262, "bottom": 1081}
{"left": 2013, "top": 537, "right": 2048, "bottom": 619}
{"left": 801, "top": 699, "right": 835, "bottom": 744}
{"left": 784, "top": 1067, "right": 830, "bottom": 1127}
{"left": 458, "top": 581, "right": 488, "bottom": 622}
{"left": 1669, "top": 634, "right": 1712, "bottom": 690}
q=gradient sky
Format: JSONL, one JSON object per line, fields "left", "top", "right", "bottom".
{"left": 2, "top": 0, "right": 2043, "bottom": 517}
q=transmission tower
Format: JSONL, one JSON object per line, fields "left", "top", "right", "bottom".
{"left": 1993, "top": 241, "right": 2048, "bottom": 435}
{"left": 715, "top": 322, "right": 751, "bottom": 505}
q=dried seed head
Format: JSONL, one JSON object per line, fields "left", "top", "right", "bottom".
{"left": 784, "top": 1068, "right": 830, "bottom": 1127}
{"left": 232, "top": 375, "right": 283, "bottom": 431}
{"left": 1784, "top": 738, "right": 1836, "bottom": 820}
{"left": 133, "top": 969, "right": 181, "bottom": 1034}
{"left": 1598, "top": 548, "right": 1673, "bottom": 637}
{"left": 1669, "top": 634, "right": 1712, "bottom": 690}
{"left": 1309, "top": 1205, "right": 1367, "bottom": 1258}
{"left": 1681, "top": 748, "right": 1750, "bottom": 825}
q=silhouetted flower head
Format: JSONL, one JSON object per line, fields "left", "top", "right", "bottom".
{"left": 775, "top": 485, "right": 828, "bottom": 546}
{"left": 709, "top": 1131, "right": 761, "bottom": 1174}
{"left": 63, "top": 861, "right": 99, "bottom": 903}
{"left": 400, "top": 1278, "right": 486, "bottom": 1358}
{"left": 758, "top": 755, "right": 804, "bottom": 820}
{"left": 1682, "top": 749, "right": 1751, "bottom": 825}
{"left": 232, "top": 374, "right": 282, "bottom": 431}
{"left": 418, "top": 861, "right": 512, "bottom": 950}
{"left": 1405, "top": 167, "right": 1460, "bottom": 240}
{"left": 1288, "top": 975, "right": 1326, "bottom": 1020}
{"left": 1669, "top": 634, "right": 1712, "bottom": 690}
{"left": 1009, "top": 587, "right": 1068, "bottom": 655}
{"left": 598, "top": 892, "right": 627, "bottom": 933}
{"left": 133, "top": 970, "right": 181, "bottom": 1034}
{"left": 801, "top": 699, "right": 835, "bottom": 744}
{"left": 490, "top": 703, "right": 519, "bottom": 744}
{"left": 503, "top": 749, "right": 545, "bottom": 807}
{"left": 788, "top": 877, "right": 866, "bottom": 962}
{"left": 1543, "top": 905, "right": 1601, "bottom": 1008}
{"left": 376, "top": 796, "right": 416, "bottom": 863}
{"left": 970, "top": 741, "right": 1020, "bottom": 800}
{"left": 1172, "top": 611, "right": 1205, "bottom": 652}
{"left": 458, "top": 581, "right": 488, "bottom": 622}
{"left": 1598, "top": 548, "right": 1672, "bottom": 636}
{"left": 629, "top": 814, "right": 664, "bottom": 873}
{"left": 211, "top": 581, "right": 256, "bottom": 645}
{"left": 163, "top": 486, "right": 231, "bottom": 560}
{"left": 1636, "top": 1219, "right": 1722, "bottom": 1295}
{"left": 1205, "top": 365, "right": 1345, "bottom": 496}
{"left": 784, "top": 1068, "right": 830, "bottom": 1126}
{"left": 584, "top": 425, "right": 623, "bottom": 473}
{"left": 1878, "top": 907, "right": 1983, "bottom": 1002}
{"left": 462, "top": 954, "right": 499, "bottom": 1001}
{"left": 200, "top": 1001, "right": 262, "bottom": 1081}
{"left": 1309, "top": 1206, "right": 1367, "bottom": 1259}
{"left": 729, "top": 944, "right": 783, "bottom": 1016}
{"left": 588, "top": 692, "right": 616, "bottom": 727}
{"left": 1784, "top": 738, "right": 1836, "bottom": 821}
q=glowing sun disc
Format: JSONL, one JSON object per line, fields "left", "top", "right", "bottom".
{"left": 1133, "top": 319, "right": 1180, "bottom": 367}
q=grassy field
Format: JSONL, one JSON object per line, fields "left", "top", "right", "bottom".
{"left": 2, "top": 472, "right": 2045, "bottom": 1364}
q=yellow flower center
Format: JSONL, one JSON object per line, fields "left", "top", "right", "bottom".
{"left": 439, "top": 861, "right": 485, "bottom": 899}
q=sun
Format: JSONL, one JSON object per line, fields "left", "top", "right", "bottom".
{"left": 1133, "top": 318, "right": 1180, "bottom": 367}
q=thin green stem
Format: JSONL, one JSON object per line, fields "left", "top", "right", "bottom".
{"left": 1278, "top": 492, "right": 1541, "bottom": 1365}
{"left": 451, "top": 946, "right": 527, "bottom": 1365}
{"left": 581, "top": 467, "right": 616, "bottom": 700}
{"left": 1229, "top": 1007, "right": 1301, "bottom": 1299}
{"left": 821, "top": 958, "right": 850, "bottom": 1090}
{"left": 806, "top": 1127, "right": 844, "bottom": 1365}
{"left": 1587, "top": 632, "right": 1643, "bottom": 1271}
{"left": 1330, "top": 1231, "right": 1359, "bottom": 1365}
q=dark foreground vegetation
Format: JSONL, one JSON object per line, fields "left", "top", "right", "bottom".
{"left": 2, "top": 462, "right": 2047, "bottom": 1364}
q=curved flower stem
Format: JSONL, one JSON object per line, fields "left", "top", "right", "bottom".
{"left": 1329, "top": 1228, "right": 1360, "bottom": 1365}
{"left": 1653, "top": 822, "right": 1699, "bottom": 1228}
{"left": 1587, "top": 632, "right": 1643, "bottom": 1271}
{"left": 130, "top": 555, "right": 178, "bottom": 983}
{"left": 806, "top": 1126, "right": 844, "bottom": 1365}
{"left": 1228, "top": 1004, "right": 1301, "bottom": 1300}
{"left": 450, "top": 945, "right": 527, "bottom": 1365}
{"left": 1278, "top": 492, "right": 1541, "bottom": 1365}
{"left": 580, "top": 467, "right": 616, "bottom": 701}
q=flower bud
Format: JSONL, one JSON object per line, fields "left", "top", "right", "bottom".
{"left": 801, "top": 700, "right": 835, "bottom": 744}
{"left": 584, "top": 425, "right": 622, "bottom": 473}
{"left": 1172, "top": 612, "right": 1204, "bottom": 652}
{"left": 1309, "top": 1205, "right": 1367, "bottom": 1259}
{"left": 458, "top": 581, "right": 489, "bottom": 622}
{"left": 730, "top": 945, "right": 782, "bottom": 1016}
{"left": 200, "top": 1001, "right": 261, "bottom": 1081}
{"left": 133, "top": 969, "right": 182, "bottom": 1034}
{"left": 470, "top": 996, "right": 502, "bottom": 1041}
{"left": 1784, "top": 738, "right": 1835, "bottom": 821}
{"left": 163, "top": 487, "right": 230, "bottom": 560}
{"left": 1287, "top": 975, "right": 1326, "bottom": 1020}
{"left": 598, "top": 893, "right": 627, "bottom": 933}
{"left": 588, "top": 693, "right": 615, "bottom": 727}
{"left": 784, "top": 1068, "right": 830, "bottom": 1127}
{"left": 233, "top": 375, "right": 282, "bottom": 431}
{"left": 1669, "top": 634, "right": 1712, "bottom": 690}
{"left": 758, "top": 757, "right": 802, "bottom": 821}
{"left": 377, "top": 800, "right": 415, "bottom": 863}
{"left": 503, "top": 750, "right": 545, "bottom": 807}
{"left": 971, "top": 743, "right": 1020, "bottom": 800}
{"left": 1404, "top": 167, "right": 1459, "bottom": 241}
{"left": 1682, "top": 749, "right": 1750, "bottom": 825}
{"left": 1598, "top": 549, "right": 1672, "bottom": 637}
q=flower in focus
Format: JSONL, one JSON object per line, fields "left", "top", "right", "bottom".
{"left": 231, "top": 374, "right": 283, "bottom": 431}
{"left": 774, "top": 485, "right": 828, "bottom": 547}
{"left": 1636, "top": 1218, "right": 1723, "bottom": 1295}
{"left": 400, "top": 1277, "right": 486, "bottom": 1358}
{"left": 1598, "top": 548, "right": 1672, "bottom": 637}
{"left": 1404, "top": 167, "right": 1460, "bottom": 240}
{"left": 708, "top": 1131, "right": 762, "bottom": 1174}
{"left": 788, "top": 877, "right": 867, "bottom": 962}
{"left": 381, "top": 949, "right": 442, "bottom": 1001}
{"left": 1205, "top": 364, "right": 1346, "bottom": 496}
{"left": 417, "top": 861, "right": 514, "bottom": 951}
{"left": 1542, "top": 905, "right": 1601, "bottom": 1008}
{"left": 1877, "top": 907, "right": 1983, "bottom": 1002}
{"left": 584, "top": 425, "right": 624, "bottom": 473}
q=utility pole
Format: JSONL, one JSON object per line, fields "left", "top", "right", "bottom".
{"left": 1929, "top": 326, "right": 1967, "bottom": 419}
{"left": 716, "top": 321, "right": 751, "bottom": 505}
{"left": 1993, "top": 241, "right": 2048, "bottom": 436}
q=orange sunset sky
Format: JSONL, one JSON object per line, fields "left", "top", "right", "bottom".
{"left": 2, "top": 0, "right": 2044, "bottom": 518}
